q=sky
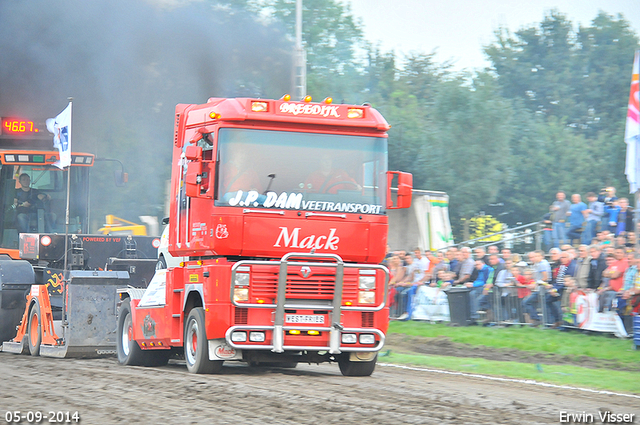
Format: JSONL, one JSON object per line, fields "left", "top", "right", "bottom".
{"left": 347, "top": 0, "right": 640, "bottom": 71}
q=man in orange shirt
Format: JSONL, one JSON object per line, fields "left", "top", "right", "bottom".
{"left": 599, "top": 246, "right": 628, "bottom": 312}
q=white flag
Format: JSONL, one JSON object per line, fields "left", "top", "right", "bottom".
{"left": 46, "top": 102, "right": 72, "bottom": 169}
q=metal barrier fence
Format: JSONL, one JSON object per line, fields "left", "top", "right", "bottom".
{"left": 477, "top": 285, "right": 553, "bottom": 327}
{"left": 390, "top": 284, "right": 557, "bottom": 326}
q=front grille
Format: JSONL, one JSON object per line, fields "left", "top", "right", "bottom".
{"left": 251, "top": 267, "right": 359, "bottom": 301}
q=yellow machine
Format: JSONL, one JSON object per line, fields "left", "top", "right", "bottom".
{"left": 98, "top": 215, "right": 147, "bottom": 236}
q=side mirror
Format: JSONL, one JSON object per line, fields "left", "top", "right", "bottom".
{"left": 185, "top": 145, "right": 202, "bottom": 161}
{"left": 387, "top": 171, "right": 413, "bottom": 209}
{"left": 185, "top": 161, "right": 203, "bottom": 197}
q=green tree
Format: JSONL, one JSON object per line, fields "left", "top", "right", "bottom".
{"left": 266, "top": 0, "right": 366, "bottom": 99}
{"left": 423, "top": 72, "right": 513, "bottom": 219}
{"left": 484, "top": 10, "right": 639, "bottom": 225}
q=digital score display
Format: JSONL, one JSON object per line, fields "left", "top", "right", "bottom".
{"left": 1, "top": 118, "right": 41, "bottom": 135}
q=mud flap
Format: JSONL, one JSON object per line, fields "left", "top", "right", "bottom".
{"left": 208, "top": 338, "right": 242, "bottom": 361}
{"left": 40, "top": 270, "right": 130, "bottom": 358}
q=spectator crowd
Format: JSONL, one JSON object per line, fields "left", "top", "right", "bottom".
{"left": 385, "top": 187, "right": 640, "bottom": 334}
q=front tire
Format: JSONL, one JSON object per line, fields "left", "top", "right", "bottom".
{"left": 338, "top": 354, "right": 377, "bottom": 376}
{"left": 184, "top": 307, "right": 223, "bottom": 374}
{"left": 27, "top": 300, "right": 42, "bottom": 356}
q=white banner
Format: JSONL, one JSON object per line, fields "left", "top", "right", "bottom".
{"left": 411, "top": 286, "right": 450, "bottom": 321}
{"left": 574, "top": 292, "right": 628, "bottom": 337}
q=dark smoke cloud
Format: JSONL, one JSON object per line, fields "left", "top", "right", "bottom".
{"left": 0, "top": 0, "right": 293, "bottom": 229}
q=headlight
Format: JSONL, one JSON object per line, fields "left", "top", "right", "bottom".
{"left": 341, "top": 333, "right": 357, "bottom": 344}
{"left": 231, "top": 331, "right": 247, "bottom": 342}
{"left": 358, "top": 275, "right": 376, "bottom": 290}
{"left": 358, "top": 291, "right": 375, "bottom": 304}
{"left": 359, "top": 334, "right": 376, "bottom": 344}
{"left": 249, "top": 332, "right": 265, "bottom": 342}
{"left": 234, "top": 287, "right": 249, "bottom": 302}
{"left": 235, "top": 273, "right": 250, "bottom": 286}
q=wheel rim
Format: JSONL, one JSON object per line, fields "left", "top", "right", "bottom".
{"left": 186, "top": 320, "right": 198, "bottom": 366}
{"left": 29, "top": 312, "right": 39, "bottom": 347}
{"left": 122, "top": 314, "right": 132, "bottom": 357}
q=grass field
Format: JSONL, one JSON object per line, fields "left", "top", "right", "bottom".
{"left": 383, "top": 321, "right": 640, "bottom": 393}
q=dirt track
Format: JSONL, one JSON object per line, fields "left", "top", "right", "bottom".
{"left": 0, "top": 353, "right": 638, "bottom": 425}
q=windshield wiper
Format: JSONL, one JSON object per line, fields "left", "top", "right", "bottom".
{"left": 263, "top": 173, "right": 276, "bottom": 194}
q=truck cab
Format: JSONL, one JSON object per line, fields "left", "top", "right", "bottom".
{"left": 118, "top": 97, "right": 412, "bottom": 375}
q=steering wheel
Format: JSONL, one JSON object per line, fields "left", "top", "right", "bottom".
{"left": 323, "top": 181, "right": 360, "bottom": 193}
{"left": 34, "top": 195, "right": 51, "bottom": 212}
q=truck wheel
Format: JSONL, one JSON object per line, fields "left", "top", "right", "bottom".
{"left": 117, "top": 299, "right": 145, "bottom": 366}
{"left": 184, "top": 307, "right": 223, "bottom": 374}
{"left": 27, "top": 300, "right": 42, "bottom": 356}
{"left": 338, "top": 354, "right": 377, "bottom": 377}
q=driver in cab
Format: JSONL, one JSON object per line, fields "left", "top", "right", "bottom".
{"left": 304, "top": 154, "right": 360, "bottom": 194}
{"left": 220, "top": 142, "right": 264, "bottom": 195}
{"left": 14, "top": 173, "right": 51, "bottom": 233}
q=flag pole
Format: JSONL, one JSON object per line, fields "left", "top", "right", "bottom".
{"left": 624, "top": 50, "right": 640, "bottom": 252}
{"left": 61, "top": 98, "right": 73, "bottom": 334}
{"left": 63, "top": 98, "right": 72, "bottom": 276}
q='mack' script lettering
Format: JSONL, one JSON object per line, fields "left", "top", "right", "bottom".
{"left": 274, "top": 227, "right": 340, "bottom": 250}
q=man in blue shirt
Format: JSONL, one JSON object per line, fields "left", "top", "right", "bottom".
{"left": 466, "top": 260, "right": 490, "bottom": 321}
{"left": 550, "top": 191, "right": 571, "bottom": 248}
{"left": 583, "top": 192, "right": 604, "bottom": 244}
{"left": 566, "top": 194, "right": 587, "bottom": 244}
{"left": 523, "top": 250, "right": 551, "bottom": 325}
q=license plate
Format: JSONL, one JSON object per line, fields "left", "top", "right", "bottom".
{"left": 285, "top": 314, "right": 325, "bottom": 324}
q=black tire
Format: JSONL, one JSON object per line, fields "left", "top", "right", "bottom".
{"left": 184, "top": 307, "right": 223, "bottom": 374}
{"left": 117, "top": 299, "right": 146, "bottom": 366}
{"left": 156, "top": 255, "right": 167, "bottom": 270}
{"left": 27, "top": 300, "right": 41, "bottom": 356}
{"left": 338, "top": 354, "right": 377, "bottom": 377}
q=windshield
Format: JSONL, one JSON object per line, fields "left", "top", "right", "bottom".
{"left": 0, "top": 164, "right": 89, "bottom": 249}
{"left": 215, "top": 128, "right": 388, "bottom": 214}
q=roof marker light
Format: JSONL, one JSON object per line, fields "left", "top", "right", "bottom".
{"left": 281, "top": 94, "right": 291, "bottom": 101}
{"left": 323, "top": 97, "right": 333, "bottom": 104}
{"left": 303, "top": 95, "right": 312, "bottom": 103}
{"left": 251, "top": 101, "right": 268, "bottom": 112}
{"left": 347, "top": 108, "right": 364, "bottom": 119}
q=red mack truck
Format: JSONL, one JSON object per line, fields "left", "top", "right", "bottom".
{"left": 117, "top": 96, "right": 412, "bottom": 375}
